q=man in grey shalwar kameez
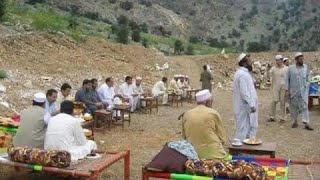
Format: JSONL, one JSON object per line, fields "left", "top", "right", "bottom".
{"left": 285, "top": 52, "right": 313, "bottom": 130}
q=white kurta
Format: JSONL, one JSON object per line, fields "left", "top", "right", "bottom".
{"left": 177, "top": 80, "right": 187, "bottom": 98}
{"left": 44, "top": 113, "right": 97, "bottom": 161}
{"left": 152, "top": 81, "right": 168, "bottom": 104}
{"left": 119, "top": 83, "right": 139, "bottom": 111}
{"left": 133, "top": 83, "right": 145, "bottom": 108}
{"left": 98, "top": 83, "right": 120, "bottom": 116}
{"left": 233, "top": 67, "right": 259, "bottom": 141}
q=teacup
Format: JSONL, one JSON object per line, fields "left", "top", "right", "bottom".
{"left": 232, "top": 138, "right": 242, "bottom": 145}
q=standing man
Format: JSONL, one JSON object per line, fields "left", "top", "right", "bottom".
{"left": 268, "top": 55, "right": 288, "bottom": 122}
{"left": 285, "top": 52, "right": 313, "bottom": 130}
{"left": 283, "top": 57, "right": 290, "bottom": 67}
{"left": 152, "top": 77, "right": 169, "bottom": 105}
{"left": 200, "top": 65, "right": 213, "bottom": 92}
{"left": 233, "top": 53, "right": 258, "bottom": 141}
{"left": 119, "top": 76, "right": 139, "bottom": 112}
{"left": 45, "top": 89, "right": 59, "bottom": 116}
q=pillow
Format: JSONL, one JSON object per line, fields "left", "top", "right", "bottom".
{"left": 8, "top": 146, "right": 71, "bottom": 168}
{"left": 168, "top": 140, "right": 199, "bottom": 160}
{"left": 146, "top": 145, "right": 188, "bottom": 173}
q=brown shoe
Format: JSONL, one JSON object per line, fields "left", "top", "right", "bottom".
{"left": 292, "top": 123, "right": 298, "bottom": 128}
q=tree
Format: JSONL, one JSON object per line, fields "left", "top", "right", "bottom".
{"left": 129, "top": 20, "right": 140, "bottom": 30}
{"left": 189, "top": 36, "right": 200, "bottom": 43}
{"left": 131, "top": 29, "right": 141, "bottom": 42}
{"left": 0, "top": 0, "right": 6, "bottom": 21}
{"left": 116, "top": 25, "right": 129, "bottom": 44}
{"left": 185, "top": 45, "right": 194, "bottom": 55}
{"left": 140, "top": 23, "right": 148, "bottom": 33}
{"left": 109, "top": 0, "right": 117, "bottom": 3}
{"left": 117, "top": 15, "right": 128, "bottom": 25}
{"left": 174, "top": 40, "right": 184, "bottom": 54}
{"left": 120, "top": 1, "right": 134, "bottom": 11}
{"left": 247, "top": 42, "right": 269, "bottom": 52}
{"left": 27, "top": 0, "right": 45, "bottom": 5}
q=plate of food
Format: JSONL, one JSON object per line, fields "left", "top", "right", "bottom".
{"left": 243, "top": 138, "right": 262, "bottom": 145}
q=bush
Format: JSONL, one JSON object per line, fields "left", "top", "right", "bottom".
{"left": 129, "top": 20, "right": 139, "bottom": 30}
{"left": 68, "top": 16, "right": 79, "bottom": 30}
{"left": 131, "top": 29, "right": 141, "bottom": 42}
{"left": 83, "top": 11, "right": 100, "bottom": 21}
{"left": 142, "top": 38, "right": 148, "bottom": 48}
{"left": 139, "top": 0, "right": 152, "bottom": 7}
{"left": 30, "top": 9, "right": 69, "bottom": 31}
{"left": 140, "top": 23, "right": 148, "bottom": 33}
{"left": 27, "top": 0, "right": 45, "bottom": 5}
{"left": 174, "top": 40, "right": 184, "bottom": 54}
{"left": 109, "top": 0, "right": 117, "bottom": 3}
{"left": 0, "top": 70, "right": 7, "bottom": 79}
{"left": 116, "top": 25, "right": 129, "bottom": 44}
{"left": 189, "top": 36, "right": 200, "bottom": 43}
{"left": 0, "top": 0, "right": 6, "bottom": 21}
{"left": 247, "top": 42, "right": 269, "bottom": 52}
{"left": 117, "top": 15, "right": 128, "bottom": 25}
{"left": 120, "top": 1, "right": 133, "bottom": 11}
{"left": 111, "top": 24, "right": 119, "bottom": 34}
{"left": 185, "top": 45, "right": 194, "bottom": 55}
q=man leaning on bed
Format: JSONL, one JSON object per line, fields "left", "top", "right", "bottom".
{"left": 182, "top": 89, "right": 227, "bottom": 159}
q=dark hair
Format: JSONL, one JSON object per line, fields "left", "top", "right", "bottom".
{"left": 162, "top": 77, "right": 168, "bottom": 82}
{"left": 125, "top": 76, "right": 132, "bottom": 81}
{"left": 238, "top": 57, "right": 248, "bottom": 67}
{"left": 32, "top": 100, "right": 45, "bottom": 107}
{"left": 60, "top": 100, "right": 74, "bottom": 115}
{"left": 91, "top": 78, "right": 98, "bottom": 83}
{"left": 105, "top": 77, "right": 112, "bottom": 83}
{"left": 61, "top": 83, "right": 72, "bottom": 91}
{"left": 83, "top": 79, "right": 90, "bottom": 85}
{"left": 203, "top": 65, "right": 207, "bottom": 70}
{"left": 46, "top": 89, "right": 58, "bottom": 97}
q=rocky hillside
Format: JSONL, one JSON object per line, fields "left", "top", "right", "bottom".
{"left": 21, "top": 0, "right": 320, "bottom": 51}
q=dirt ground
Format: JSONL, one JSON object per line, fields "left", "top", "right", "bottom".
{"left": 1, "top": 89, "right": 319, "bottom": 180}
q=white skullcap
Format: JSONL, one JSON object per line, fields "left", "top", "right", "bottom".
{"left": 196, "top": 89, "right": 212, "bottom": 103}
{"left": 236, "top": 53, "right": 247, "bottom": 62}
{"left": 136, "top": 77, "right": 142, "bottom": 80}
{"left": 294, "top": 52, "right": 303, "bottom": 59}
{"left": 283, "top": 57, "right": 289, "bottom": 62}
{"left": 185, "top": 76, "right": 189, "bottom": 78}
{"left": 33, "top": 92, "right": 46, "bottom": 103}
{"left": 174, "top": 75, "right": 179, "bottom": 78}
{"left": 275, "top": 55, "right": 283, "bottom": 60}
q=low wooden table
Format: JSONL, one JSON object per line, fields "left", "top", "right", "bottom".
{"left": 308, "top": 94, "right": 320, "bottom": 110}
{"left": 113, "top": 105, "right": 131, "bottom": 128}
{"left": 140, "top": 97, "right": 158, "bottom": 114}
{"left": 94, "top": 109, "right": 113, "bottom": 130}
{"left": 228, "top": 142, "right": 276, "bottom": 158}
{"left": 168, "top": 93, "right": 183, "bottom": 107}
{"left": 186, "top": 89, "right": 200, "bottom": 103}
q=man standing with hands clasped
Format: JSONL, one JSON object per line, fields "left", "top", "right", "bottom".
{"left": 285, "top": 52, "right": 313, "bottom": 130}
{"left": 233, "top": 53, "right": 259, "bottom": 141}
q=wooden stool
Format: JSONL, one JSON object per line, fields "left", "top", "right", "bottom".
{"left": 94, "top": 110, "right": 112, "bottom": 131}
{"left": 113, "top": 105, "right": 131, "bottom": 128}
{"left": 228, "top": 142, "right": 276, "bottom": 158}
{"left": 308, "top": 95, "right": 320, "bottom": 110}
{"left": 168, "top": 94, "right": 183, "bottom": 107}
{"left": 186, "top": 89, "right": 200, "bottom": 103}
{"left": 140, "top": 97, "right": 158, "bottom": 114}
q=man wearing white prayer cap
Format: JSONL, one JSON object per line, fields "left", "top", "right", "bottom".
{"left": 181, "top": 89, "right": 227, "bottom": 160}
{"left": 285, "top": 52, "right": 313, "bottom": 130}
{"left": 233, "top": 53, "right": 258, "bottom": 141}
{"left": 169, "top": 75, "right": 183, "bottom": 95}
{"left": 133, "top": 76, "right": 145, "bottom": 109}
{"left": 13, "top": 92, "right": 51, "bottom": 148}
{"left": 283, "top": 57, "right": 289, "bottom": 66}
{"left": 268, "top": 54, "right": 288, "bottom": 122}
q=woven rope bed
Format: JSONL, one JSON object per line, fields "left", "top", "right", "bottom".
{"left": 0, "top": 150, "right": 130, "bottom": 180}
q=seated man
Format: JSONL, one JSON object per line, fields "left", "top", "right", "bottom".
{"left": 182, "top": 89, "right": 227, "bottom": 160}
{"left": 119, "top": 76, "right": 139, "bottom": 112}
{"left": 45, "top": 89, "right": 59, "bottom": 116}
{"left": 13, "top": 92, "right": 50, "bottom": 148}
{"left": 56, "top": 83, "right": 73, "bottom": 109}
{"left": 177, "top": 75, "right": 187, "bottom": 98}
{"left": 98, "top": 77, "right": 121, "bottom": 118}
{"left": 75, "top": 79, "right": 103, "bottom": 114}
{"left": 133, "top": 77, "right": 145, "bottom": 109}
{"left": 184, "top": 76, "right": 191, "bottom": 89}
{"left": 152, "top": 77, "right": 169, "bottom": 105}
{"left": 168, "top": 75, "right": 183, "bottom": 95}
{"left": 91, "top": 78, "right": 102, "bottom": 103}
{"left": 45, "top": 100, "right": 97, "bottom": 161}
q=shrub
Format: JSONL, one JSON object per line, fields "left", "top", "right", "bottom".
{"left": 189, "top": 36, "right": 200, "bottom": 43}
{"left": 68, "top": 16, "right": 79, "bottom": 30}
{"left": 129, "top": 20, "right": 139, "bottom": 30}
{"left": 131, "top": 29, "right": 141, "bottom": 42}
{"left": 139, "top": 0, "right": 152, "bottom": 7}
{"left": 0, "top": 0, "right": 6, "bottom": 21}
{"left": 174, "top": 40, "right": 184, "bottom": 54}
{"left": 247, "top": 42, "right": 269, "bottom": 52}
{"left": 117, "top": 15, "right": 128, "bottom": 25}
{"left": 142, "top": 38, "right": 148, "bottom": 48}
{"left": 29, "top": 9, "right": 69, "bottom": 31}
{"left": 120, "top": 1, "right": 133, "bottom": 11}
{"left": 116, "top": 25, "right": 129, "bottom": 44}
{"left": 140, "top": 23, "right": 148, "bottom": 33}
{"left": 185, "top": 45, "right": 194, "bottom": 55}
{"left": 111, "top": 24, "right": 119, "bottom": 34}
{"left": 0, "top": 70, "right": 7, "bottom": 79}
{"left": 27, "top": 0, "right": 45, "bottom": 5}
{"left": 83, "top": 11, "right": 100, "bottom": 21}
{"left": 109, "top": 0, "right": 117, "bottom": 3}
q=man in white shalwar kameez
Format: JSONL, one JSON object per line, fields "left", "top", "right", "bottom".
{"left": 133, "top": 77, "right": 145, "bottom": 109}
{"left": 98, "top": 77, "right": 120, "bottom": 118}
{"left": 45, "top": 101, "right": 97, "bottom": 161}
{"left": 233, "top": 53, "right": 259, "bottom": 141}
{"left": 120, "top": 76, "right": 139, "bottom": 112}
{"left": 152, "top": 77, "right": 169, "bottom": 105}
{"left": 177, "top": 75, "right": 187, "bottom": 98}
{"left": 285, "top": 52, "right": 313, "bottom": 130}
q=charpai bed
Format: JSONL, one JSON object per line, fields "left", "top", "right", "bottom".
{"left": 0, "top": 150, "right": 130, "bottom": 180}
{"left": 142, "top": 156, "right": 320, "bottom": 180}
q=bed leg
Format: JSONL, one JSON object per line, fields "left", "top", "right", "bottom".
{"left": 124, "top": 150, "right": 130, "bottom": 180}
{"left": 89, "top": 174, "right": 98, "bottom": 180}
{"left": 142, "top": 168, "right": 149, "bottom": 180}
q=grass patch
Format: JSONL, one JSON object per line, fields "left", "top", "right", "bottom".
{"left": 0, "top": 70, "right": 8, "bottom": 79}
